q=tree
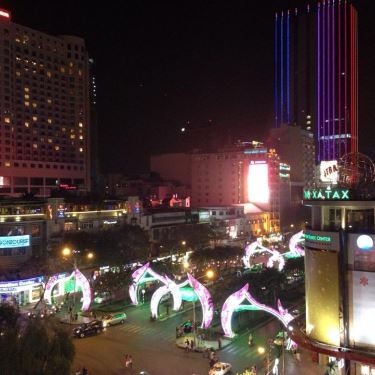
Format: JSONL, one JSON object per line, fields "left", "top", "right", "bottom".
{"left": 0, "top": 304, "right": 75, "bottom": 375}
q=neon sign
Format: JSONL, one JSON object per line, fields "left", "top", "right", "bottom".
{"left": 0, "top": 235, "right": 30, "bottom": 248}
{"left": 303, "top": 189, "right": 350, "bottom": 200}
{"left": 304, "top": 233, "right": 332, "bottom": 243}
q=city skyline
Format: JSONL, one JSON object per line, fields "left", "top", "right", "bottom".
{"left": 275, "top": 1, "right": 359, "bottom": 163}
{"left": 2, "top": 0, "right": 374, "bottom": 174}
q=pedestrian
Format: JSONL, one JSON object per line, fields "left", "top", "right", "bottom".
{"left": 123, "top": 354, "right": 128, "bottom": 367}
{"left": 248, "top": 333, "right": 253, "bottom": 346}
{"left": 74, "top": 312, "right": 78, "bottom": 321}
{"left": 197, "top": 333, "right": 202, "bottom": 344}
{"left": 185, "top": 338, "right": 190, "bottom": 352}
{"left": 190, "top": 339, "right": 195, "bottom": 351}
{"left": 128, "top": 355, "right": 133, "bottom": 368}
{"left": 217, "top": 337, "right": 222, "bottom": 349}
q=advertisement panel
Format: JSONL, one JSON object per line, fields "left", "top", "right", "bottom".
{"left": 320, "top": 160, "right": 338, "bottom": 183}
{"left": 0, "top": 235, "right": 30, "bottom": 248}
{"left": 351, "top": 270, "right": 375, "bottom": 347}
{"left": 305, "top": 249, "right": 340, "bottom": 346}
{"left": 348, "top": 234, "right": 375, "bottom": 271}
{"left": 247, "top": 161, "right": 269, "bottom": 203}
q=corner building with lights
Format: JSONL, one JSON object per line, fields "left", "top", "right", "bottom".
{"left": 299, "top": 188, "right": 375, "bottom": 374}
{"left": 274, "top": 1, "right": 358, "bottom": 163}
{"left": 0, "top": 9, "right": 91, "bottom": 197}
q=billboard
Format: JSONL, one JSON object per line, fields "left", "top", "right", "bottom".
{"left": 247, "top": 161, "right": 269, "bottom": 203}
{"left": 0, "top": 235, "right": 30, "bottom": 248}
{"left": 320, "top": 160, "right": 338, "bottom": 183}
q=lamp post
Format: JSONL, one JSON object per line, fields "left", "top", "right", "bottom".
{"left": 192, "top": 269, "right": 214, "bottom": 345}
{"left": 258, "top": 343, "right": 271, "bottom": 375}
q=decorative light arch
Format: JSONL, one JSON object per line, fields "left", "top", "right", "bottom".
{"left": 44, "top": 269, "right": 92, "bottom": 311}
{"left": 129, "top": 262, "right": 170, "bottom": 305}
{"left": 288, "top": 230, "right": 305, "bottom": 256}
{"left": 130, "top": 264, "right": 214, "bottom": 328}
{"left": 150, "top": 277, "right": 188, "bottom": 318}
{"left": 243, "top": 241, "right": 285, "bottom": 271}
{"left": 221, "top": 283, "right": 294, "bottom": 338}
{"left": 187, "top": 273, "right": 214, "bottom": 329}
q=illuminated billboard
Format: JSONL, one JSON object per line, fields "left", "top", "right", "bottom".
{"left": 351, "top": 271, "right": 375, "bottom": 346}
{"left": 0, "top": 235, "right": 30, "bottom": 248}
{"left": 320, "top": 160, "right": 338, "bottom": 183}
{"left": 247, "top": 161, "right": 269, "bottom": 203}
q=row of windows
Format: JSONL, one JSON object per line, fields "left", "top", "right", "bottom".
{"left": 0, "top": 161, "right": 84, "bottom": 170}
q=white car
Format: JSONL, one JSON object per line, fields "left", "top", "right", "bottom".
{"left": 102, "top": 312, "right": 127, "bottom": 327}
{"left": 209, "top": 362, "right": 232, "bottom": 375}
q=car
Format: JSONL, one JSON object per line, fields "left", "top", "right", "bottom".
{"left": 72, "top": 319, "right": 103, "bottom": 338}
{"left": 93, "top": 292, "right": 111, "bottom": 304}
{"left": 208, "top": 361, "right": 232, "bottom": 375}
{"left": 102, "top": 312, "right": 127, "bottom": 327}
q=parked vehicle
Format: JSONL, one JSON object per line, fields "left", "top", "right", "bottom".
{"left": 73, "top": 319, "right": 103, "bottom": 338}
{"left": 93, "top": 292, "right": 111, "bottom": 304}
{"left": 102, "top": 312, "right": 127, "bottom": 327}
{"left": 209, "top": 361, "right": 232, "bottom": 375}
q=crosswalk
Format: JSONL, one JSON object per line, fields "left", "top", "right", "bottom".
{"left": 113, "top": 322, "right": 176, "bottom": 345}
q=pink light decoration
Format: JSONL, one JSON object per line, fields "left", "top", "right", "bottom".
{"left": 243, "top": 241, "right": 286, "bottom": 271}
{"left": 129, "top": 262, "right": 171, "bottom": 305}
{"left": 44, "top": 270, "right": 92, "bottom": 311}
{"left": 289, "top": 230, "right": 305, "bottom": 256}
{"left": 73, "top": 268, "right": 92, "bottom": 311}
{"left": 221, "top": 284, "right": 249, "bottom": 337}
{"left": 187, "top": 273, "right": 214, "bottom": 329}
{"left": 150, "top": 277, "right": 188, "bottom": 318}
{"left": 221, "top": 283, "right": 294, "bottom": 338}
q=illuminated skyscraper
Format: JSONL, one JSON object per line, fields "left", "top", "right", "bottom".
{"left": 0, "top": 9, "right": 91, "bottom": 197}
{"left": 274, "top": 1, "right": 358, "bottom": 163}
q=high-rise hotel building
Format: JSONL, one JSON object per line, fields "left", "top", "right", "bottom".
{"left": 0, "top": 9, "right": 91, "bottom": 197}
{"left": 274, "top": 1, "right": 358, "bottom": 163}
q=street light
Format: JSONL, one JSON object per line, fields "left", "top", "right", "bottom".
{"left": 257, "top": 344, "right": 271, "bottom": 375}
{"left": 62, "top": 247, "right": 94, "bottom": 314}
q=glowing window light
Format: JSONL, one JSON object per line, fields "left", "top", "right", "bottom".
{"left": 247, "top": 162, "right": 269, "bottom": 203}
{"left": 0, "top": 9, "right": 10, "bottom": 19}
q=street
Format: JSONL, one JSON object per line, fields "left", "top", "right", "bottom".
{"left": 71, "top": 301, "right": 326, "bottom": 375}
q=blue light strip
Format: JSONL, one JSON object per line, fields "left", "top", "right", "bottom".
{"left": 286, "top": 11, "right": 291, "bottom": 125}
{"left": 317, "top": 3, "right": 321, "bottom": 162}
{"left": 274, "top": 13, "right": 278, "bottom": 128}
{"left": 280, "top": 12, "right": 284, "bottom": 125}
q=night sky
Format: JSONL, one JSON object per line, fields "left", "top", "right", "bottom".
{"left": 2, "top": 0, "right": 375, "bottom": 174}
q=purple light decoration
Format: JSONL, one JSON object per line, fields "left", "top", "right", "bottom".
{"left": 44, "top": 270, "right": 91, "bottom": 311}
{"left": 187, "top": 273, "right": 214, "bottom": 329}
{"left": 289, "top": 230, "right": 305, "bottom": 256}
{"left": 221, "top": 283, "right": 294, "bottom": 338}
{"left": 129, "top": 262, "right": 151, "bottom": 305}
{"left": 73, "top": 268, "right": 92, "bottom": 311}
{"left": 129, "top": 262, "right": 173, "bottom": 305}
{"left": 243, "top": 240, "right": 290, "bottom": 270}
{"left": 221, "top": 284, "right": 249, "bottom": 337}
{"left": 150, "top": 277, "right": 187, "bottom": 319}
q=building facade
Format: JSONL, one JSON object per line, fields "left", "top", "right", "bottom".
{"left": 299, "top": 187, "right": 375, "bottom": 373}
{"left": 0, "top": 9, "right": 91, "bottom": 197}
{"left": 274, "top": 1, "right": 358, "bottom": 163}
